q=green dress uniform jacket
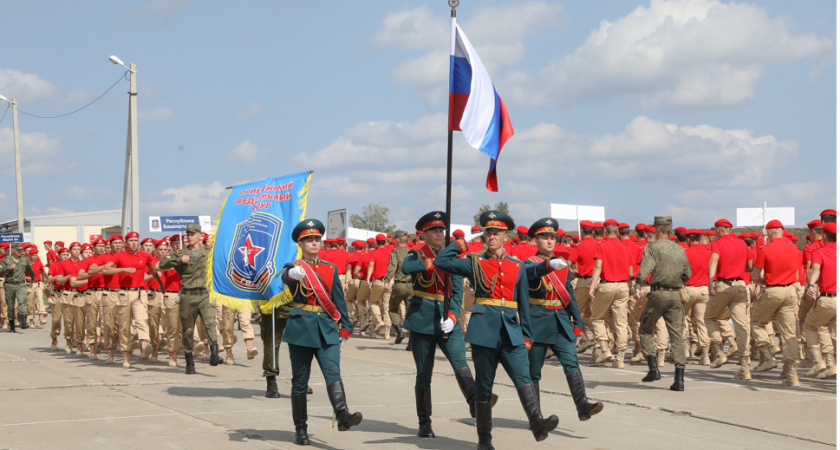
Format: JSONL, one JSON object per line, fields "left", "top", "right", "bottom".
{"left": 401, "top": 247, "right": 464, "bottom": 335}
{"left": 282, "top": 258, "right": 353, "bottom": 348}
{"left": 524, "top": 255, "right": 584, "bottom": 344}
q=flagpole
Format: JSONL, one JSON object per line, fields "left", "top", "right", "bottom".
{"left": 442, "top": 0, "right": 458, "bottom": 339}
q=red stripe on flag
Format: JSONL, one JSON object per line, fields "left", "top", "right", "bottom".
{"left": 448, "top": 93, "right": 469, "bottom": 131}
{"left": 485, "top": 97, "right": 513, "bottom": 192}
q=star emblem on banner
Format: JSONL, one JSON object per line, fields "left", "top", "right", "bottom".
{"left": 238, "top": 234, "right": 264, "bottom": 268}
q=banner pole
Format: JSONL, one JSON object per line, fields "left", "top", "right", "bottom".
{"left": 443, "top": 0, "right": 458, "bottom": 339}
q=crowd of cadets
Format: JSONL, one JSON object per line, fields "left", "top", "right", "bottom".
{"left": 320, "top": 209, "right": 837, "bottom": 386}
{"left": 0, "top": 231, "right": 258, "bottom": 369}
{"left": 1, "top": 208, "right": 834, "bottom": 384}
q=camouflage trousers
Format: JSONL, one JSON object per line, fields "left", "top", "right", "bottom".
{"left": 640, "top": 290, "right": 686, "bottom": 368}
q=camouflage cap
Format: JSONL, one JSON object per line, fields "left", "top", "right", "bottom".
{"left": 394, "top": 230, "right": 408, "bottom": 238}
{"left": 186, "top": 224, "right": 202, "bottom": 233}
{"left": 653, "top": 216, "right": 672, "bottom": 225}
{"left": 11, "top": 242, "right": 23, "bottom": 250}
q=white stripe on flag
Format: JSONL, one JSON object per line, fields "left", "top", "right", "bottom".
{"left": 455, "top": 21, "right": 496, "bottom": 150}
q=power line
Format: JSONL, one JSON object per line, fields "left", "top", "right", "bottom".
{"left": 0, "top": 103, "right": 9, "bottom": 127}
{"left": 15, "top": 71, "right": 128, "bottom": 120}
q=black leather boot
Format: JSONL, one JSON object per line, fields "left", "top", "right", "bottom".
{"left": 642, "top": 355, "right": 661, "bottom": 382}
{"left": 517, "top": 384, "right": 558, "bottom": 442}
{"left": 291, "top": 393, "right": 310, "bottom": 445}
{"left": 19, "top": 314, "right": 27, "bottom": 330}
{"left": 266, "top": 376, "right": 281, "bottom": 398}
{"left": 326, "top": 381, "right": 363, "bottom": 431}
{"left": 405, "top": 334, "right": 412, "bottom": 352}
{"left": 566, "top": 370, "right": 603, "bottom": 421}
{"left": 475, "top": 401, "right": 494, "bottom": 450}
{"left": 534, "top": 381, "right": 540, "bottom": 409}
{"left": 9, "top": 317, "right": 15, "bottom": 333}
{"left": 306, "top": 385, "right": 313, "bottom": 395}
{"left": 394, "top": 324, "right": 405, "bottom": 344}
{"left": 209, "top": 343, "right": 224, "bottom": 366}
{"left": 670, "top": 367, "right": 685, "bottom": 391}
{"left": 415, "top": 387, "right": 435, "bottom": 438}
{"left": 454, "top": 367, "right": 478, "bottom": 418}
{"left": 184, "top": 352, "right": 196, "bottom": 374}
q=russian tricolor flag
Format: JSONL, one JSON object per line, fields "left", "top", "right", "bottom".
{"left": 448, "top": 17, "right": 514, "bottom": 192}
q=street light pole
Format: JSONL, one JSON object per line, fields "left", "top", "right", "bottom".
{"left": 11, "top": 98, "right": 23, "bottom": 234}
{"left": 110, "top": 56, "right": 139, "bottom": 234}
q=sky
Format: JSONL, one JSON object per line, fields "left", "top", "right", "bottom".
{"left": 0, "top": 0, "right": 835, "bottom": 237}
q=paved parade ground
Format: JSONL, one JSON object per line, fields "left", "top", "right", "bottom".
{"left": 0, "top": 323, "right": 835, "bottom": 450}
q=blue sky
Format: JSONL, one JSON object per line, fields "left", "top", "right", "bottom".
{"left": 0, "top": 0, "right": 835, "bottom": 236}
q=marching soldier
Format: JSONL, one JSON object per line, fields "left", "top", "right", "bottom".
{"left": 158, "top": 224, "right": 224, "bottom": 373}
{"left": 386, "top": 230, "right": 412, "bottom": 344}
{"left": 282, "top": 219, "right": 361, "bottom": 445}
{"left": 435, "top": 210, "right": 559, "bottom": 449}
{"left": 633, "top": 217, "right": 691, "bottom": 391}
{"left": 401, "top": 211, "right": 491, "bottom": 438}
{"left": 0, "top": 243, "right": 35, "bottom": 332}
{"left": 523, "top": 218, "right": 603, "bottom": 420}
{"left": 803, "top": 221, "right": 837, "bottom": 378}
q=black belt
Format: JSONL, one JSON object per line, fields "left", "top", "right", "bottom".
{"left": 650, "top": 285, "right": 681, "bottom": 292}
{"left": 182, "top": 287, "right": 207, "bottom": 294}
{"left": 165, "top": 290, "right": 180, "bottom": 293}
{"left": 102, "top": 288, "right": 119, "bottom": 292}
{"left": 370, "top": 277, "right": 384, "bottom": 282}
{"left": 395, "top": 280, "right": 412, "bottom": 284}
{"left": 821, "top": 293, "right": 837, "bottom": 297}
{"left": 766, "top": 283, "right": 794, "bottom": 288}
{"left": 122, "top": 287, "right": 143, "bottom": 291}
{"left": 578, "top": 275, "right": 592, "bottom": 279}
{"left": 716, "top": 278, "right": 740, "bottom": 283}
{"left": 601, "top": 280, "right": 626, "bottom": 284}
{"left": 5, "top": 282, "right": 23, "bottom": 285}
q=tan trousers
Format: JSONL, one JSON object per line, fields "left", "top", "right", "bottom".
{"left": 131, "top": 289, "right": 150, "bottom": 342}
{"left": 147, "top": 290, "right": 164, "bottom": 349}
{"left": 573, "top": 277, "right": 595, "bottom": 338}
{"left": 83, "top": 290, "right": 102, "bottom": 347}
{"left": 803, "top": 294, "right": 836, "bottom": 355}
{"left": 345, "top": 278, "right": 359, "bottom": 323}
{"left": 26, "top": 281, "right": 45, "bottom": 318}
{"left": 684, "top": 285, "right": 710, "bottom": 348}
{"left": 356, "top": 280, "right": 372, "bottom": 330}
{"left": 461, "top": 278, "right": 475, "bottom": 334}
{"left": 62, "top": 291, "right": 84, "bottom": 344}
{"left": 101, "top": 290, "right": 119, "bottom": 350}
{"left": 221, "top": 306, "right": 255, "bottom": 348}
{"left": 751, "top": 285, "right": 799, "bottom": 363}
{"left": 0, "top": 278, "right": 6, "bottom": 322}
{"left": 368, "top": 279, "right": 392, "bottom": 331}
{"left": 591, "top": 282, "right": 630, "bottom": 351}
{"left": 705, "top": 280, "right": 751, "bottom": 358}
{"left": 50, "top": 291, "right": 63, "bottom": 340}
{"left": 163, "top": 292, "right": 182, "bottom": 352}
{"left": 117, "top": 289, "right": 143, "bottom": 351}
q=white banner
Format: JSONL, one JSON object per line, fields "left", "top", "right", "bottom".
{"left": 550, "top": 203, "right": 605, "bottom": 221}
{"left": 736, "top": 207, "right": 795, "bottom": 227}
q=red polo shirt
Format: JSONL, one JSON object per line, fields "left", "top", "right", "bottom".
{"left": 755, "top": 238, "right": 801, "bottom": 286}
{"left": 100, "top": 252, "right": 122, "bottom": 290}
{"left": 146, "top": 256, "right": 161, "bottom": 290}
{"left": 621, "top": 239, "right": 643, "bottom": 277}
{"left": 812, "top": 243, "right": 836, "bottom": 294}
{"left": 569, "top": 237, "right": 599, "bottom": 277}
{"left": 162, "top": 269, "right": 182, "bottom": 291}
{"left": 29, "top": 259, "right": 44, "bottom": 282}
{"left": 685, "top": 244, "right": 711, "bottom": 287}
{"left": 61, "top": 258, "right": 87, "bottom": 292}
{"left": 368, "top": 247, "right": 391, "bottom": 279}
{"left": 594, "top": 238, "right": 633, "bottom": 282}
{"left": 113, "top": 250, "right": 155, "bottom": 288}
{"left": 81, "top": 255, "right": 105, "bottom": 289}
{"left": 710, "top": 234, "right": 749, "bottom": 280}
{"left": 49, "top": 261, "right": 67, "bottom": 290}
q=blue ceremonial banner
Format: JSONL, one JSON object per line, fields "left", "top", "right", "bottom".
{"left": 207, "top": 170, "right": 312, "bottom": 313}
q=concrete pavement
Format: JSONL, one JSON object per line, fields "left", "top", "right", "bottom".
{"left": 0, "top": 322, "right": 835, "bottom": 449}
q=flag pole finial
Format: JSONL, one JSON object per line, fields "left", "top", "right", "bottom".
{"left": 449, "top": 0, "right": 458, "bottom": 16}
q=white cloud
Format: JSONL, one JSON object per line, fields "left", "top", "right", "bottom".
{"left": 233, "top": 102, "right": 264, "bottom": 120}
{"left": 143, "top": 180, "right": 227, "bottom": 217}
{"left": 373, "top": 2, "right": 563, "bottom": 106}
{"left": 506, "top": 0, "right": 835, "bottom": 108}
{"left": 0, "top": 68, "right": 59, "bottom": 104}
{"left": 138, "top": 107, "right": 176, "bottom": 123}
{"left": 223, "top": 140, "right": 269, "bottom": 166}
{"left": 0, "top": 128, "right": 69, "bottom": 177}
{"left": 63, "top": 186, "right": 93, "bottom": 200}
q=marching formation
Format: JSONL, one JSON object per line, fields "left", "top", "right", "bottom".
{"left": 1, "top": 208, "right": 835, "bottom": 449}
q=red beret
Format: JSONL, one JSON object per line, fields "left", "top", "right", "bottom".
{"left": 619, "top": 223, "right": 629, "bottom": 229}
{"left": 603, "top": 219, "right": 619, "bottom": 227}
{"left": 375, "top": 234, "right": 386, "bottom": 241}
{"left": 155, "top": 239, "right": 168, "bottom": 247}
{"left": 516, "top": 226, "right": 529, "bottom": 235}
{"left": 556, "top": 228, "right": 565, "bottom": 236}
{"left": 674, "top": 227, "right": 687, "bottom": 234}
{"left": 571, "top": 235, "right": 579, "bottom": 242}
{"left": 125, "top": 231, "right": 140, "bottom": 239}
{"left": 69, "top": 242, "right": 81, "bottom": 249}
{"left": 629, "top": 234, "right": 637, "bottom": 242}
{"left": 28, "top": 248, "right": 39, "bottom": 255}
{"left": 140, "top": 237, "right": 154, "bottom": 245}
{"left": 645, "top": 225, "right": 655, "bottom": 233}
{"left": 668, "top": 235, "right": 675, "bottom": 240}
{"left": 593, "top": 222, "right": 604, "bottom": 228}
{"left": 634, "top": 223, "right": 646, "bottom": 231}
{"left": 512, "top": 236, "right": 520, "bottom": 242}
{"left": 687, "top": 229, "right": 699, "bottom": 235}
{"left": 337, "top": 237, "right": 346, "bottom": 243}
{"left": 80, "top": 243, "right": 92, "bottom": 251}
{"left": 738, "top": 233, "right": 750, "bottom": 239}
{"left": 55, "top": 241, "right": 65, "bottom": 246}
{"left": 453, "top": 229, "right": 465, "bottom": 237}
{"left": 57, "top": 247, "right": 68, "bottom": 253}
{"left": 765, "top": 219, "right": 784, "bottom": 229}
{"left": 820, "top": 209, "right": 836, "bottom": 217}
{"left": 750, "top": 232, "right": 761, "bottom": 237}
{"left": 352, "top": 240, "right": 365, "bottom": 249}
{"left": 714, "top": 219, "right": 733, "bottom": 228}
{"left": 471, "top": 225, "right": 482, "bottom": 233}
{"left": 0, "top": 243, "right": 9, "bottom": 249}
{"left": 91, "top": 238, "right": 105, "bottom": 245}
{"left": 386, "top": 233, "right": 392, "bottom": 238}
{"left": 580, "top": 220, "right": 594, "bottom": 229}
{"left": 705, "top": 230, "right": 716, "bottom": 236}
{"left": 109, "top": 234, "right": 124, "bottom": 242}
{"left": 823, "top": 222, "right": 837, "bottom": 234}
{"left": 43, "top": 240, "right": 52, "bottom": 244}
{"left": 168, "top": 235, "right": 180, "bottom": 242}
{"left": 807, "top": 219, "right": 822, "bottom": 228}
{"left": 366, "top": 238, "right": 375, "bottom": 244}
{"left": 389, "top": 239, "right": 396, "bottom": 245}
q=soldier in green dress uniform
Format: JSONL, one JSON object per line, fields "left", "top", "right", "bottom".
{"left": 282, "top": 219, "right": 361, "bottom": 445}
{"left": 523, "top": 218, "right": 603, "bottom": 421}
{"left": 435, "top": 211, "right": 559, "bottom": 450}
{"left": 401, "top": 211, "right": 495, "bottom": 439}
{"left": 0, "top": 242, "right": 35, "bottom": 332}
{"left": 158, "top": 224, "right": 224, "bottom": 374}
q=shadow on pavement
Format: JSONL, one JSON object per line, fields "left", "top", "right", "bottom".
{"left": 231, "top": 428, "right": 343, "bottom": 450}
{"left": 167, "top": 386, "right": 272, "bottom": 399}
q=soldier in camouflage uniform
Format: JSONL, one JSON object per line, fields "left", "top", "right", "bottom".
{"left": 157, "top": 224, "right": 224, "bottom": 374}
{"left": 0, "top": 242, "right": 35, "bottom": 332}
{"left": 385, "top": 230, "right": 412, "bottom": 344}
{"left": 634, "top": 216, "right": 691, "bottom": 391}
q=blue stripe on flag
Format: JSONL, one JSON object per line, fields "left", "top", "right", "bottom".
{"left": 449, "top": 55, "right": 472, "bottom": 95}
{"left": 478, "top": 89, "right": 502, "bottom": 160}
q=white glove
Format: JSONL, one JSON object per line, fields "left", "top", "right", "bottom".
{"left": 288, "top": 266, "right": 305, "bottom": 280}
{"left": 339, "top": 336, "right": 347, "bottom": 352}
{"left": 440, "top": 317, "right": 455, "bottom": 334}
{"left": 549, "top": 258, "right": 568, "bottom": 270}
